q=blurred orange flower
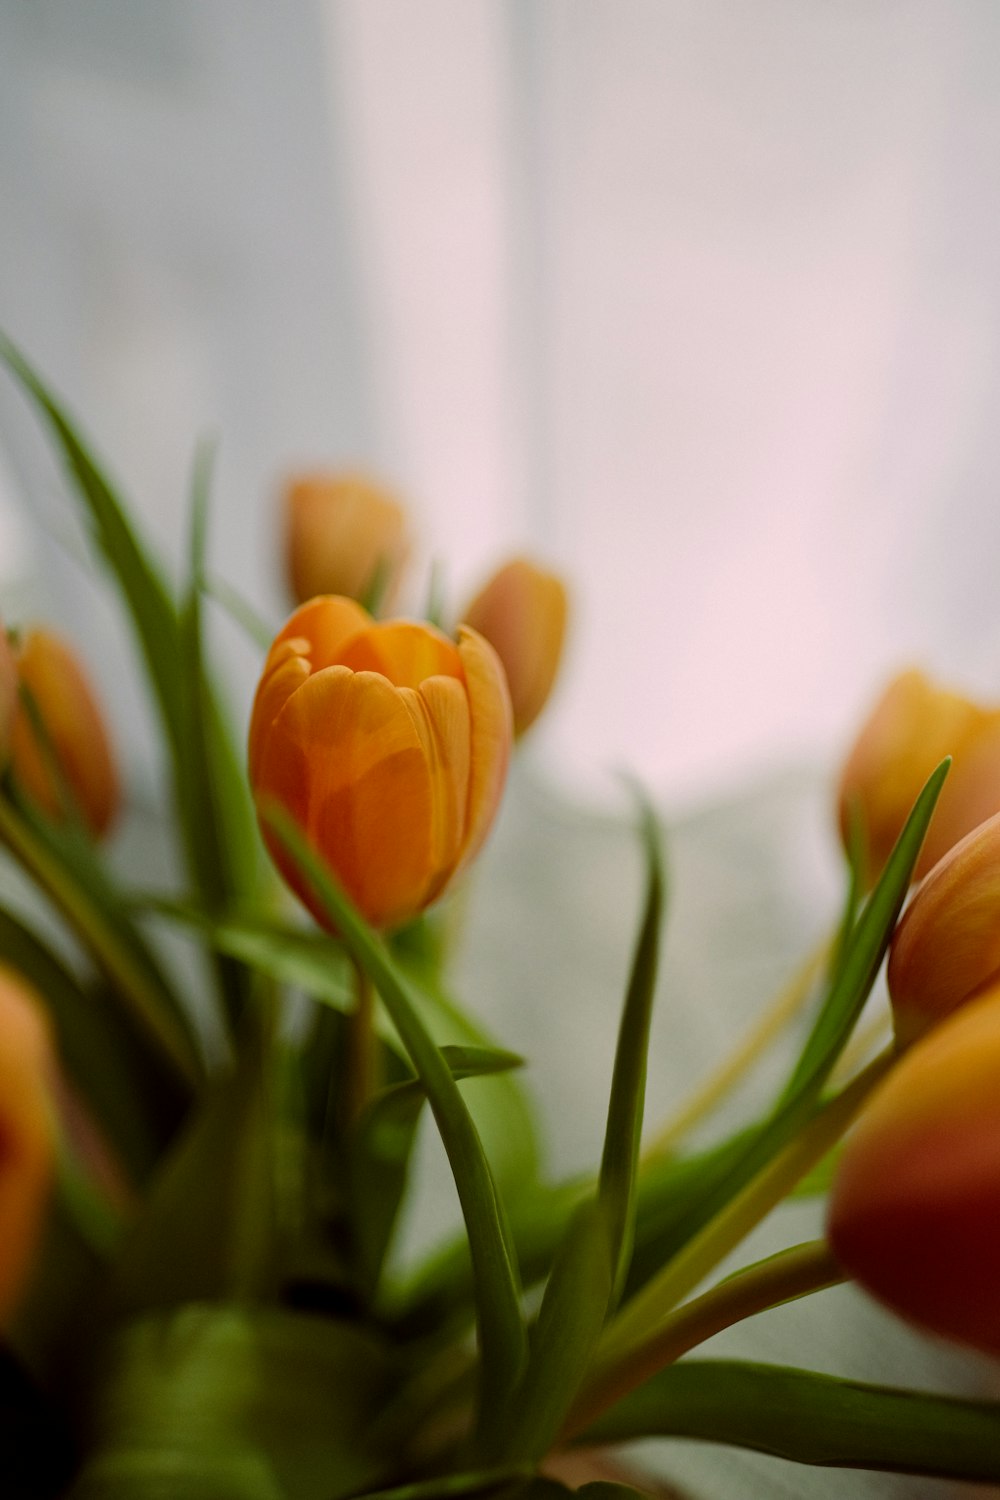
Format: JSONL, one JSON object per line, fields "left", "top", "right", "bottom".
{"left": 0, "top": 628, "right": 17, "bottom": 767}
{"left": 249, "top": 596, "right": 511, "bottom": 929}
{"left": 887, "top": 809, "right": 1000, "bottom": 1045}
{"left": 463, "top": 557, "right": 568, "bottom": 737}
{"left": 828, "top": 984, "right": 1000, "bottom": 1358}
{"left": 837, "top": 668, "right": 1000, "bottom": 883}
{"left": 285, "top": 472, "right": 410, "bottom": 608}
{"left": 0, "top": 966, "right": 55, "bottom": 1325}
{"left": 9, "top": 630, "right": 120, "bottom": 839}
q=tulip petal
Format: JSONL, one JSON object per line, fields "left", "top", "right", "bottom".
{"left": 399, "top": 675, "right": 471, "bottom": 899}
{"left": 456, "top": 626, "right": 512, "bottom": 868}
{"left": 339, "top": 622, "right": 462, "bottom": 690}
{"left": 0, "top": 968, "right": 54, "bottom": 1325}
{"left": 271, "top": 596, "right": 371, "bottom": 671}
{"left": 829, "top": 985, "right": 1000, "bottom": 1356}
{"left": 258, "top": 666, "right": 435, "bottom": 929}
{"left": 247, "top": 650, "right": 310, "bottom": 785}
{"left": 888, "top": 810, "right": 1000, "bottom": 1041}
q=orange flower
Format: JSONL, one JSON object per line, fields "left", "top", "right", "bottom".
{"left": 9, "top": 631, "right": 120, "bottom": 839}
{"left": 0, "top": 628, "right": 17, "bottom": 767}
{"left": 828, "top": 984, "right": 1000, "bottom": 1358}
{"left": 285, "top": 471, "right": 410, "bottom": 608}
{"left": 249, "top": 596, "right": 512, "bottom": 929}
{"left": 0, "top": 967, "right": 55, "bottom": 1325}
{"left": 463, "top": 557, "right": 568, "bottom": 737}
{"left": 887, "top": 810, "right": 1000, "bottom": 1045}
{"left": 837, "top": 668, "right": 1000, "bottom": 883}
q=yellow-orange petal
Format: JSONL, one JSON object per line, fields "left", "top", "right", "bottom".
{"left": 398, "top": 675, "right": 471, "bottom": 899}
{"left": 10, "top": 631, "right": 120, "bottom": 839}
{"left": 339, "top": 621, "right": 463, "bottom": 690}
{"left": 0, "top": 629, "right": 17, "bottom": 768}
{"left": 285, "top": 471, "right": 410, "bottom": 606}
{"left": 248, "top": 650, "right": 310, "bottom": 786}
{"left": 0, "top": 967, "right": 55, "bottom": 1325}
{"left": 270, "top": 596, "right": 372, "bottom": 672}
{"left": 456, "top": 626, "right": 512, "bottom": 869}
{"left": 257, "top": 665, "right": 436, "bottom": 928}
{"left": 464, "top": 558, "right": 568, "bottom": 737}
{"left": 920, "top": 712, "right": 1000, "bottom": 874}
{"left": 887, "top": 811, "right": 1000, "bottom": 1044}
{"left": 828, "top": 984, "right": 1000, "bottom": 1356}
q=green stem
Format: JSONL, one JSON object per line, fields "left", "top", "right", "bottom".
{"left": 643, "top": 936, "right": 829, "bottom": 1160}
{"left": 563, "top": 1239, "right": 843, "bottom": 1440}
{"left": 0, "top": 799, "right": 201, "bottom": 1087}
{"left": 346, "top": 958, "right": 378, "bottom": 1126}
{"left": 586, "top": 1048, "right": 893, "bottom": 1390}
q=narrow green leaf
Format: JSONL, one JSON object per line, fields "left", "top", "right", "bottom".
{"left": 0, "top": 334, "right": 186, "bottom": 741}
{"left": 577, "top": 1486, "right": 652, "bottom": 1499}
{"left": 578, "top": 1359, "right": 1000, "bottom": 1481}
{"left": 598, "top": 790, "right": 665, "bottom": 1303}
{"left": 204, "top": 573, "right": 276, "bottom": 651}
{"left": 351, "top": 1045, "right": 524, "bottom": 1301}
{"left": 263, "top": 807, "right": 527, "bottom": 1417}
{"left": 628, "top": 760, "right": 948, "bottom": 1278}
{"left": 0, "top": 795, "right": 201, "bottom": 1089}
{"left": 789, "top": 1143, "right": 843, "bottom": 1199}
{"left": 0, "top": 338, "right": 259, "bottom": 997}
{"left": 179, "top": 440, "right": 255, "bottom": 1033}
{"left": 497, "top": 1199, "right": 615, "bottom": 1463}
{"left": 778, "top": 758, "right": 948, "bottom": 1108}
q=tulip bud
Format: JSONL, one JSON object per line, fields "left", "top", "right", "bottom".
{"left": 248, "top": 596, "right": 512, "bottom": 930}
{"left": 828, "top": 984, "right": 1000, "bottom": 1358}
{"left": 285, "top": 471, "right": 410, "bottom": 609}
{"left": 8, "top": 630, "right": 120, "bottom": 839}
{"left": 0, "top": 967, "right": 55, "bottom": 1324}
{"left": 0, "top": 627, "right": 17, "bottom": 769}
{"left": 887, "top": 810, "right": 1000, "bottom": 1045}
{"left": 837, "top": 669, "right": 1000, "bottom": 883}
{"left": 462, "top": 557, "right": 568, "bottom": 737}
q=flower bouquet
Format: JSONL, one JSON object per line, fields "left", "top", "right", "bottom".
{"left": 0, "top": 334, "right": 999, "bottom": 1499}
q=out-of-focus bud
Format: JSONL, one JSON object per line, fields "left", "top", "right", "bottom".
{"left": 285, "top": 471, "right": 410, "bottom": 609}
{"left": 248, "top": 596, "right": 512, "bottom": 930}
{"left": 837, "top": 669, "right": 1000, "bottom": 884}
{"left": 8, "top": 630, "right": 120, "bottom": 839}
{"left": 0, "top": 966, "right": 55, "bottom": 1325}
{"left": 0, "top": 628, "right": 17, "bottom": 768}
{"left": 887, "top": 810, "right": 1000, "bottom": 1045}
{"left": 462, "top": 557, "right": 568, "bottom": 737}
{"left": 828, "top": 984, "right": 1000, "bottom": 1358}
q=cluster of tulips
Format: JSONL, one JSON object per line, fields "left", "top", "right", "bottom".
{"left": 1, "top": 332, "right": 1000, "bottom": 1497}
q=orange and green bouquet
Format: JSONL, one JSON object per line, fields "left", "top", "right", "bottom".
{"left": 0, "top": 335, "right": 999, "bottom": 1498}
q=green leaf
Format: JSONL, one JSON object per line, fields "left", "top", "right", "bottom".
{"left": 598, "top": 790, "right": 665, "bottom": 1303}
{"left": 263, "top": 807, "right": 528, "bottom": 1418}
{"left": 72, "top": 1304, "right": 397, "bottom": 1500}
{"left": 628, "top": 760, "right": 948, "bottom": 1279}
{"left": 0, "top": 906, "right": 181, "bottom": 1181}
{"left": 351, "top": 1045, "right": 524, "bottom": 1301}
{"left": 0, "top": 338, "right": 259, "bottom": 1022}
{"left": 496, "top": 793, "right": 665, "bottom": 1464}
{"left": 578, "top": 1359, "right": 1000, "bottom": 1481}
{"left": 204, "top": 573, "right": 276, "bottom": 651}
{"left": 789, "top": 1143, "right": 843, "bottom": 1199}
{"left": 0, "top": 795, "right": 201, "bottom": 1090}
{"left": 109, "top": 1035, "right": 277, "bottom": 1317}
{"left": 577, "top": 1487, "right": 653, "bottom": 1499}
{"left": 179, "top": 440, "right": 257, "bottom": 1034}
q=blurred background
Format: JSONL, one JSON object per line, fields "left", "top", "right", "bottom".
{"left": 2, "top": 5, "right": 1000, "bottom": 1497}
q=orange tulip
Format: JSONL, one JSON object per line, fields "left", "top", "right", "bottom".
{"left": 837, "top": 668, "right": 1000, "bottom": 884}
{"left": 463, "top": 557, "right": 568, "bottom": 737}
{"left": 887, "top": 810, "right": 1000, "bottom": 1045}
{"left": 9, "top": 630, "right": 120, "bottom": 839}
{"left": 0, "top": 967, "right": 55, "bottom": 1324}
{"left": 249, "top": 596, "right": 512, "bottom": 930}
{"left": 828, "top": 984, "right": 1000, "bottom": 1358}
{"left": 0, "top": 627, "right": 17, "bottom": 767}
{"left": 285, "top": 471, "right": 410, "bottom": 608}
